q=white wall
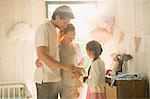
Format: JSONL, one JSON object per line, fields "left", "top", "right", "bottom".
{"left": 0, "top": 0, "right": 45, "bottom": 98}
{"left": 0, "top": 0, "right": 45, "bottom": 81}
{"left": 98, "top": 0, "right": 150, "bottom": 96}
{"left": 114, "top": 0, "right": 150, "bottom": 76}
{"left": 113, "top": 0, "right": 150, "bottom": 95}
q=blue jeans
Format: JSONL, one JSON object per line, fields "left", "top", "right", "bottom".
{"left": 36, "top": 82, "right": 59, "bottom": 99}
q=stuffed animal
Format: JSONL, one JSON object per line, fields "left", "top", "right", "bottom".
{"left": 106, "top": 53, "right": 133, "bottom": 76}
{"left": 120, "top": 54, "right": 133, "bottom": 73}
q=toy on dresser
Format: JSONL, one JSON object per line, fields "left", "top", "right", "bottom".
{"left": 106, "top": 53, "right": 133, "bottom": 76}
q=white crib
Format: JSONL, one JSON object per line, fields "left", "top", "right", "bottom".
{"left": 0, "top": 82, "right": 26, "bottom": 99}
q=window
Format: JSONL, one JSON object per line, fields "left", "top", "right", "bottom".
{"left": 45, "top": 1, "right": 98, "bottom": 39}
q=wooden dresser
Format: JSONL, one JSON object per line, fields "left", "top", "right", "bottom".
{"left": 105, "top": 80, "right": 149, "bottom": 99}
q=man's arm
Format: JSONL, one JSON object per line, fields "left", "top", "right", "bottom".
{"left": 37, "top": 46, "right": 74, "bottom": 71}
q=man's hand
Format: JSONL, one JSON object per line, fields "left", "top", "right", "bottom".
{"left": 73, "top": 66, "right": 84, "bottom": 74}
{"left": 35, "top": 59, "right": 43, "bottom": 68}
{"left": 63, "top": 64, "right": 76, "bottom": 72}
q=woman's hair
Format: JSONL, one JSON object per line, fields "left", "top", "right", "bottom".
{"left": 86, "top": 40, "right": 103, "bottom": 58}
{"left": 63, "top": 23, "right": 75, "bottom": 34}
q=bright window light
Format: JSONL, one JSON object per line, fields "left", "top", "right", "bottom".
{"left": 47, "top": 2, "right": 97, "bottom": 41}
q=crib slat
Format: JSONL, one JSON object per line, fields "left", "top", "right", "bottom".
{"left": 18, "top": 88, "right": 21, "bottom": 99}
{"left": 2, "top": 88, "right": 4, "bottom": 99}
{"left": 8, "top": 87, "right": 10, "bottom": 99}
{"left": 13, "top": 87, "right": 15, "bottom": 99}
{"left": 0, "top": 88, "right": 1, "bottom": 98}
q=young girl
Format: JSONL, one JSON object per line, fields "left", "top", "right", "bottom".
{"left": 85, "top": 40, "right": 106, "bottom": 99}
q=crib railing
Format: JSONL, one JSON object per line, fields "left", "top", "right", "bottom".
{"left": 0, "top": 82, "right": 25, "bottom": 99}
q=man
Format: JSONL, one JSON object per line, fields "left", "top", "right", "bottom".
{"left": 35, "top": 5, "right": 75, "bottom": 99}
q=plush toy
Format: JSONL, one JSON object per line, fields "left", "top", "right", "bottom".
{"left": 120, "top": 54, "right": 133, "bottom": 73}
{"left": 106, "top": 53, "right": 133, "bottom": 76}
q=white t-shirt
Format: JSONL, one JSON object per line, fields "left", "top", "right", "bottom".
{"left": 34, "top": 21, "right": 61, "bottom": 84}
